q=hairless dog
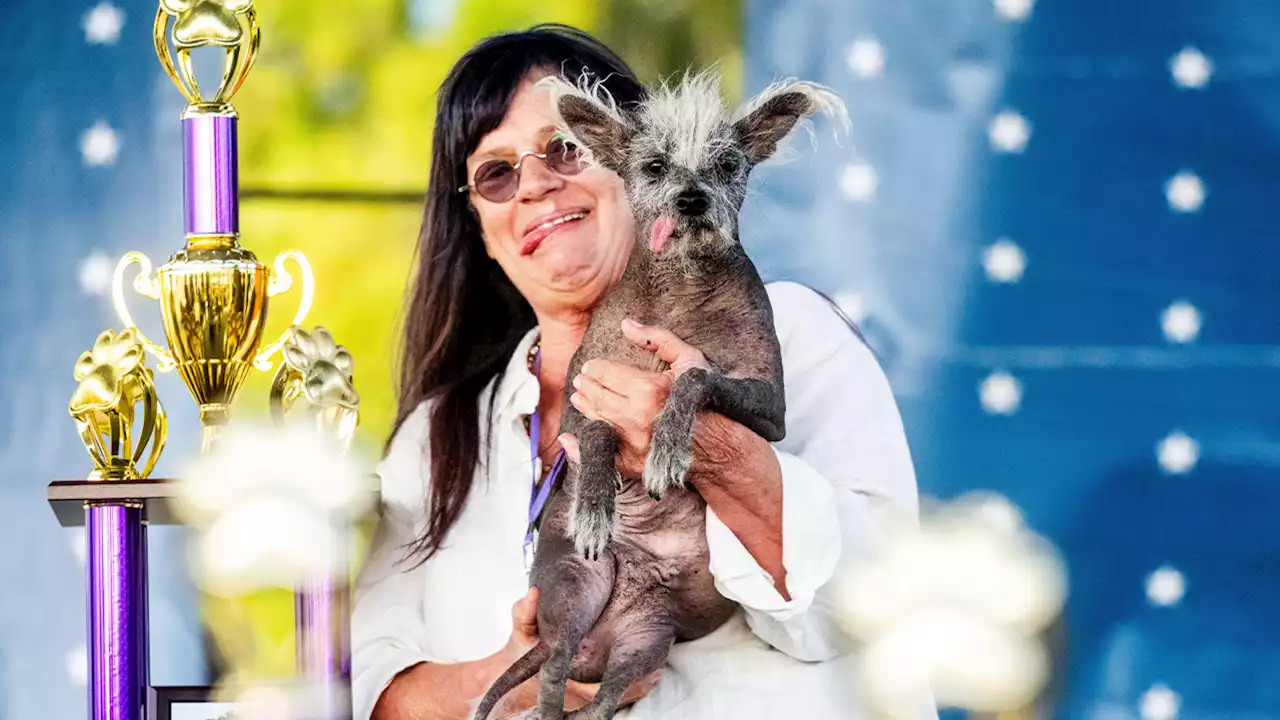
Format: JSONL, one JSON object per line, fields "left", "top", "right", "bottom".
{"left": 473, "top": 69, "right": 848, "bottom": 720}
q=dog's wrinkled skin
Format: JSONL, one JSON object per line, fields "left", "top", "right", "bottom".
{"left": 473, "top": 72, "right": 848, "bottom": 720}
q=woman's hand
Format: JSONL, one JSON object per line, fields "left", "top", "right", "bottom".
{"left": 563, "top": 318, "right": 709, "bottom": 478}
{"left": 500, "top": 588, "right": 662, "bottom": 717}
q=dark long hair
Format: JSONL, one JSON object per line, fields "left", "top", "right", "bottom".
{"left": 391, "top": 24, "right": 645, "bottom": 563}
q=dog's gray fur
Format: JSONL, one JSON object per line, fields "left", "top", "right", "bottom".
{"left": 473, "top": 70, "right": 847, "bottom": 720}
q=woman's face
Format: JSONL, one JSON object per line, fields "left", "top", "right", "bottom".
{"left": 465, "top": 71, "right": 634, "bottom": 317}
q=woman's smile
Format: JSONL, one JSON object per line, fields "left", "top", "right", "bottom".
{"left": 521, "top": 207, "right": 592, "bottom": 255}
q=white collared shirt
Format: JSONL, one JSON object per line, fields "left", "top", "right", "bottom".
{"left": 351, "top": 282, "right": 932, "bottom": 720}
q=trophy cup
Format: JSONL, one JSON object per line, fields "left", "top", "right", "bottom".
{"left": 113, "top": 0, "right": 314, "bottom": 454}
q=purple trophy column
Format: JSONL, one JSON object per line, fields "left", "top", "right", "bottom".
{"left": 296, "top": 530, "right": 352, "bottom": 720}
{"left": 87, "top": 504, "right": 146, "bottom": 720}
{"left": 183, "top": 114, "right": 238, "bottom": 235}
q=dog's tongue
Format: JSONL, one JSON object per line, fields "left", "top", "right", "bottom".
{"left": 649, "top": 215, "right": 677, "bottom": 253}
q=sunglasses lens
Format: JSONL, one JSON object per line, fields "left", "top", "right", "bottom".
{"left": 546, "top": 137, "right": 584, "bottom": 175}
{"left": 475, "top": 160, "right": 517, "bottom": 202}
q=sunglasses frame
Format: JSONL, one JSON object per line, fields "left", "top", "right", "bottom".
{"left": 457, "top": 136, "right": 584, "bottom": 203}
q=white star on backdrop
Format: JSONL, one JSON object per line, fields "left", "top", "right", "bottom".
{"left": 832, "top": 290, "right": 868, "bottom": 324}
{"left": 66, "top": 646, "right": 88, "bottom": 687}
{"left": 979, "top": 371, "right": 1022, "bottom": 415}
{"left": 988, "top": 110, "right": 1032, "bottom": 153}
{"left": 1165, "top": 171, "right": 1206, "bottom": 213}
{"left": 994, "top": 0, "right": 1034, "bottom": 22}
{"left": 1170, "top": 47, "right": 1213, "bottom": 90}
{"left": 78, "top": 250, "right": 116, "bottom": 296}
{"left": 83, "top": 2, "right": 125, "bottom": 45}
{"left": 80, "top": 121, "right": 120, "bottom": 167}
{"left": 1161, "top": 301, "right": 1202, "bottom": 343}
{"left": 983, "top": 238, "right": 1027, "bottom": 283}
{"left": 840, "top": 162, "right": 878, "bottom": 202}
{"left": 1146, "top": 566, "right": 1187, "bottom": 607}
{"left": 1140, "top": 684, "right": 1182, "bottom": 720}
{"left": 1157, "top": 431, "right": 1200, "bottom": 475}
{"left": 845, "top": 37, "right": 885, "bottom": 79}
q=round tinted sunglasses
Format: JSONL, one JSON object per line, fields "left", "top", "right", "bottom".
{"left": 458, "top": 136, "right": 585, "bottom": 203}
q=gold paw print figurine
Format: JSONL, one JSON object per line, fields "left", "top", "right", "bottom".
{"left": 155, "top": 0, "right": 259, "bottom": 110}
{"left": 69, "top": 328, "right": 168, "bottom": 481}
{"left": 269, "top": 327, "right": 360, "bottom": 450}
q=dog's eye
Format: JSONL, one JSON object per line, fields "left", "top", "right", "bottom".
{"left": 718, "top": 154, "right": 740, "bottom": 175}
{"left": 644, "top": 158, "right": 667, "bottom": 177}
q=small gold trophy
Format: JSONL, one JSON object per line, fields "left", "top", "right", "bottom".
{"left": 68, "top": 328, "right": 168, "bottom": 481}
{"left": 112, "top": 0, "right": 314, "bottom": 453}
{"left": 269, "top": 326, "right": 361, "bottom": 451}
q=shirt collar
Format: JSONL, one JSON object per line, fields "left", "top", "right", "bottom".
{"left": 489, "top": 326, "right": 542, "bottom": 423}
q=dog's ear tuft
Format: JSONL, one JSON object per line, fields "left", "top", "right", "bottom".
{"left": 537, "top": 74, "right": 633, "bottom": 173}
{"left": 732, "top": 80, "right": 849, "bottom": 165}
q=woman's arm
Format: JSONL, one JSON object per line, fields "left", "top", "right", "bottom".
{"left": 686, "top": 413, "right": 788, "bottom": 597}
{"left": 373, "top": 653, "right": 531, "bottom": 720}
{"left": 691, "top": 281, "right": 920, "bottom": 662}
{"left": 353, "top": 403, "right": 534, "bottom": 720}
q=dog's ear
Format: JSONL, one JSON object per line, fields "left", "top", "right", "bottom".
{"left": 538, "top": 75, "right": 633, "bottom": 174}
{"left": 732, "top": 80, "right": 848, "bottom": 165}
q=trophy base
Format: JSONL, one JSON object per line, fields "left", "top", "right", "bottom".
{"left": 47, "top": 479, "right": 182, "bottom": 527}
{"left": 47, "top": 478, "right": 381, "bottom": 528}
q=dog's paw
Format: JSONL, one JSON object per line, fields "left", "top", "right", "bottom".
{"left": 643, "top": 422, "right": 693, "bottom": 501}
{"left": 567, "top": 480, "right": 617, "bottom": 561}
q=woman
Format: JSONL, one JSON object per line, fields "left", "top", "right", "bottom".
{"left": 353, "top": 23, "right": 924, "bottom": 720}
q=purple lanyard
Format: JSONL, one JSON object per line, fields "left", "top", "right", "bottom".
{"left": 525, "top": 346, "right": 567, "bottom": 559}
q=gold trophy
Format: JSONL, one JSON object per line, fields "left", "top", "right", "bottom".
{"left": 68, "top": 328, "right": 168, "bottom": 481}
{"left": 113, "top": 0, "right": 314, "bottom": 453}
{"left": 268, "top": 326, "right": 361, "bottom": 451}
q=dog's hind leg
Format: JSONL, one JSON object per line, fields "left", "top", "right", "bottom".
{"left": 531, "top": 533, "right": 616, "bottom": 720}
{"left": 565, "top": 619, "right": 675, "bottom": 720}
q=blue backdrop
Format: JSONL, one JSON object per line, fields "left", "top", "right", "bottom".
{"left": 0, "top": 2, "right": 210, "bottom": 719}
{"left": 741, "top": 0, "right": 1280, "bottom": 718}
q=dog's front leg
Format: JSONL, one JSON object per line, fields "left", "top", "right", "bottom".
{"left": 567, "top": 417, "right": 622, "bottom": 560}
{"left": 643, "top": 368, "right": 785, "bottom": 499}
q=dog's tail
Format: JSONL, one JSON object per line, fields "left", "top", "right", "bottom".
{"left": 472, "top": 640, "right": 551, "bottom": 720}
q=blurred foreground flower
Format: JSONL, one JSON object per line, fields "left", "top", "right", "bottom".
{"left": 837, "top": 492, "right": 1067, "bottom": 716}
{"left": 174, "top": 422, "right": 376, "bottom": 597}
{"left": 208, "top": 677, "right": 350, "bottom": 720}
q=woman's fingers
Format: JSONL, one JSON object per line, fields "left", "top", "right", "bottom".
{"left": 509, "top": 587, "right": 539, "bottom": 642}
{"left": 558, "top": 433, "right": 580, "bottom": 464}
{"left": 620, "top": 319, "right": 708, "bottom": 377}
{"left": 578, "top": 359, "right": 662, "bottom": 397}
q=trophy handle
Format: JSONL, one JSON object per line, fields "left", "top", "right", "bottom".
{"left": 252, "top": 250, "right": 315, "bottom": 371}
{"left": 267, "top": 356, "right": 305, "bottom": 424}
{"left": 112, "top": 253, "right": 177, "bottom": 372}
{"left": 153, "top": 9, "right": 195, "bottom": 104}
{"left": 215, "top": 8, "right": 260, "bottom": 105}
{"left": 133, "top": 369, "right": 167, "bottom": 479}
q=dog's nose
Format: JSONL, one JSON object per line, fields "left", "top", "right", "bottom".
{"left": 675, "top": 190, "right": 709, "bottom": 217}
